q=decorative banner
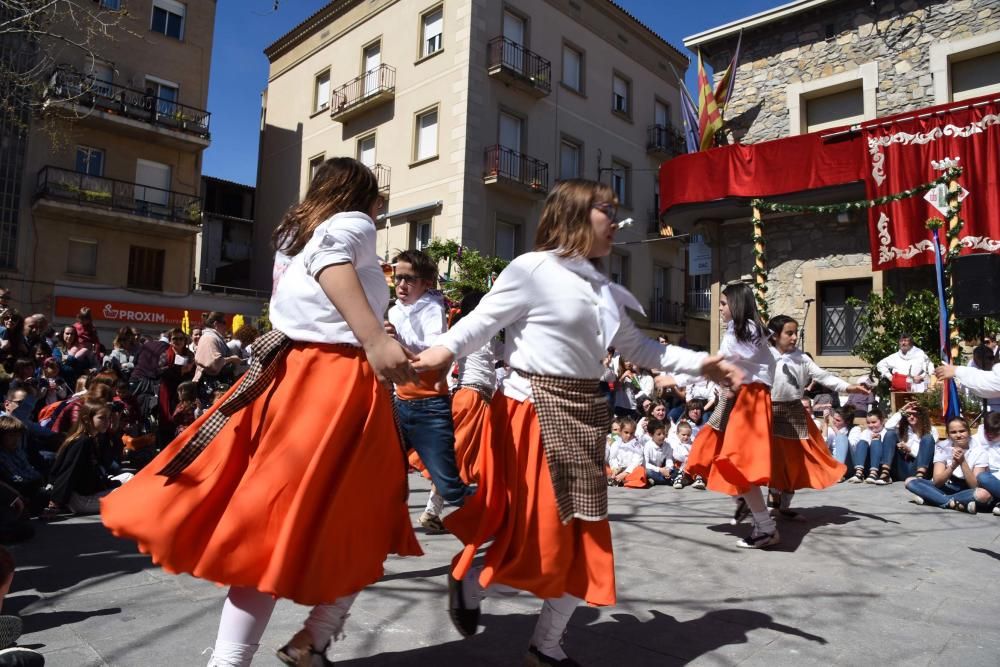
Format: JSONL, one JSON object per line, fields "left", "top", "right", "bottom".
{"left": 923, "top": 184, "right": 968, "bottom": 216}
{"left": 863, "top": 97, "right": 1000, "bottom": 270}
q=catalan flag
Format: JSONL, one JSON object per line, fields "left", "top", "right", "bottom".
{"left": 713, "top": 30, "right": 743, "bottom": 115}
{"left": 697, "top": 50, "right": 723, "bottom": 151}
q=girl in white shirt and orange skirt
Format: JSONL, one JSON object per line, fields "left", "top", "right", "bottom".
{"left": 101, "top": 158, "right": 423, "bottom": 667}
{"left": 415, "top": 179, "right": 741, "bottom": 666}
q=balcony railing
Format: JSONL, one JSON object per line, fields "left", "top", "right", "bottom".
{"left": 687, "top": 288, "right": 712, "bottom": 314}
{"left": 371, "top": 163, "right": 391, "bottom": 194}
{"left": 483, "top": 145, "right": 549, "bottom": 195}
{"left": 46, "top": 67, "right": 211, "bottom": 137}
{"left": 35, "top": 166, "right": 201, "bottom": 225}
{"left": 486, "top": 37, "right": 551, "bottom": 96}
{"left": 646, "top": 124, "right": 686, "bottom": 159}
{"left": 330, "top": 64, "right": 395, "bottom": 122}
{"left": 649, "top": 297, "right": 685, "bottom": 326}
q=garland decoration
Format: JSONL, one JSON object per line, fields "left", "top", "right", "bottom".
{"left": 751, "top": 205, "right": 768, "bottom": 320}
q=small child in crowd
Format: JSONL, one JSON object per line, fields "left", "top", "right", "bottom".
{"left": 643, "top": 419, "right": 675, "bottom": 486}
{"left": 670, "top": 421, "right": 695, "bottom": 488}
{"left": 172, "top": 381, "right": 199, "bottom": 437}
{"left": 607, "top": 417, "right": 645, "bottom": 487}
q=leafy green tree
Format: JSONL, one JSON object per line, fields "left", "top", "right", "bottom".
{"left": 423, "top": 238, "right": 508, "bottom": 301}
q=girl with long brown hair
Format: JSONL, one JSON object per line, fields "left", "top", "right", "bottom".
{"left": 415, "top": 179, "right": 740, "bottom": 665}
{"left": 101, "top": 157, "right": 421, "bottom": 666}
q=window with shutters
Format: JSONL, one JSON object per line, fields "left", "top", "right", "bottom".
{"left": 950, "top": 48, "right": 1000, "bottom": 101}
{"left": 314, "top": 69, "right": 330, "bottom": 113}
{"left": 413, "top": 220, "right": 432, "bottom": 251}
{"left": 127, "top": 246, "right": 165, "bottom": 291}
{"left": 819, "top": 279, "right": 871, "bottom": 355}
{"left": 612, "top": 73, "right": 630, "bottom": 117}
{"left": 610, "top": 159, "right": 630, "bottom": 208}
{"left": 151, "top": 0, "right": 185, "bottom": 40}
{"left": 562, "top": 43, "right": 583, "bottom": 93}
{"left": 75, "top": 146, "right": 104, "bottom": 176}
{"left": 413, "top": 106, "right": 438, "bottom": 163}
{"left": 421, "top": 6, "right": 443, "bottom": 58}
{"left": 559, "top": 138, "right": 581, "bottom": 181}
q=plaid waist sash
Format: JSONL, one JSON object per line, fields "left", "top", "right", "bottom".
{"left": 516, "top": 369, "right": 611, "bottom": 525}
{"left": 459, "top": 381, "right": 495, "bottom": 403}
{"left": 157, "top": 329, "right": 293, "bottom": 477}
{"left": 772, "top": 399, "right": 811, "bottom": 440}
{"left": 706, "top": 390, "right": 734, "bottom": 430}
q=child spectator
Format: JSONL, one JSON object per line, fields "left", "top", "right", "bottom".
{"left": 882, "top": 401, "right": 936, "bottom": 481}
{"left": 49, "top": 399, "right": 133, "bottom": 514}
{"left": 387, "top": 249, "right": 471, "bottom": 532}
{"left": 113, "top": 379, "right": 141, "bottom": 437}
{"left": 904, "top": 417, "right": 988, "bottom": 512}
{"left": 971, "top": 412, "right": 1000, "bottom": 516}
{"left": 671, "top": 421, "right": 695, "bottom": 488}
{"left": 172, "top": 381, "right": 199, "bottom": 437}
{"left": 861, "top": 409, "right": 892, "bottom": 485}
{"left": 643, "top": 419, "right": 674, "bottom": 486}
{"left": 607, "top": 417, "right": 645, "bottom": 487}
{"left": 37, "top": 358, "right": 70, "bottom": 408}
{"left": 827, "top": 406, "right": 866, "bottom": 481}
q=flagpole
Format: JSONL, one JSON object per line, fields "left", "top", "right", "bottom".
{"left": 945, "top": 174, "right": 962, "bottom": 363}
{"left": 751, "top": 204, "right": 768, "bottom": 320}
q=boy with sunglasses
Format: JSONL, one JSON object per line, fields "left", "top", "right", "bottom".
{"left": 387, "top": 250, "right": 473, "bottom": 532}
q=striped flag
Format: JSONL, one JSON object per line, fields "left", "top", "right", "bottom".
{"left": 697, "top": 50, "right": 723, "bottom": 151}
{"left": 713, "top": 30, "right": 743, "bottom": 115}
{"left": 669, "top": 62, "right": 700, "bottom": 154}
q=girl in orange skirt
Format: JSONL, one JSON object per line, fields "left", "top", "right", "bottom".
{"left": 415, "top": 180, "right": 740, "bottom": 665}
{"left": 765, "top": 315, "right": 869, "bottom": 518}
{"left": 450, "top": 291, "right": 498, "bottom": 486}
{"left": 101, "top": 158, "right": 423, "bottom": 667}
{"left": 686, "top": 282, "right": 781, "bottom": 549}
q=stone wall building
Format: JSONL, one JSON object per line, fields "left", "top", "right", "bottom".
{"left": 666, "top": 0, "right": 1000, "bottom": 377}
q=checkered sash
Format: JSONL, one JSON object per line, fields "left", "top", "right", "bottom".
{"left": 518, "top": 370, "right": 611, "bottom": 525}
{"left": 157, "top": 329, "right": 293, "bottom": 477}
{"left": 460, "top": 381, "right": 495, "bottom": 404}
{"left": 772, "top": 399, "right": 811, "bottom": 440}
{"left": 705, "top": 390, "right": 734, "bottom": 430}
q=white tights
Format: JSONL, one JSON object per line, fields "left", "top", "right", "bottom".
{"left": 207, "top": 586, "right": 358, "bottom": 667}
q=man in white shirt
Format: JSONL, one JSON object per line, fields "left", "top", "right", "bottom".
{"left": 876, "top": 334, "right": 933, "bottom": 393}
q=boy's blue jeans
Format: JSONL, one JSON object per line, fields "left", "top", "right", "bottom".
{"left": 394, "top": 395, "right": 473, "bottom": 506}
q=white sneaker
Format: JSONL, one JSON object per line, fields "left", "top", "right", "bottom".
{"left": 672, "top": 478, "right": 683, "bottom": 489}
{"left": 692, "top": 477, "right": 706, "bottom": 490}
{"left": 993, "top": 505, "right": 1000, "bottom": 517}
{"left": 909, "top": 494, "right": 925, "bottom": 505}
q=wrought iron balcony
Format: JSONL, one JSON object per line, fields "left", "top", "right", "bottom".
{"left": 483, "top": 145, "right": 549, "bottom": 197}
{"left": 686, "top": 288, "right": 712, "bottom": 314}
{"left": 330, "top": 64, "right": 396, "bottom": 123}
{"left": 35, "top": 166, "right": 201, "bottom": 225}
{"left": 45, "top": 67, "right": 211, "bottom": 138}
{"left": 486, "top": 37, "right": 551, "bottom": 97}
{"left": 371, "top": 163, "right": 391, "bottom": 195}
{"left": 649, "top": 297, "right": 685, "bottom": 326}
{"left": 646, "top": 124, "right": 686, "bottom": 159}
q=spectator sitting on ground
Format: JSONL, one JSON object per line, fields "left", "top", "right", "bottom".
{"left": 670, "top": 421, "right": 696, "bottom": 488}
{"left": 642, "top": 419, "right": 675, "bottom": 486}
{"left": 171, "top": 381, "right": 199, "bottom": 437}
{"left": 607, "top": 417, "right": 645, "bottom": 487}
{"left": 37, "top": 358, "right": 70, "bottom": 408}
{"left": 967, "top": 413, "right": 1000, "bottom": 517}
{"left": 49, "top": 379, "right": 114, "bottom": 434}
{"left": 904, "top": 416, "right": 988, "bottom": 513}
{"left": 882, "top": 401, "right": 937, "bottom": 481}
{"left": 826, "top": 406, "right": 866, "bottom": 480}
{"left": 636, "top": 400, "right": 668, "bottom": 440}
{"left": 877, "top": 333, "right": 933, "bottom": 393}
{"left": 48, "top": 398, "right": 133, "bottom": 515}
{"left": 0, "top": 416, "right": 47, "bottom": 517}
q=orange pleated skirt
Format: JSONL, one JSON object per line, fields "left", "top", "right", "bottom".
{"left": 770, "top": 418, "right": 847, "bottom": 491}
{"left": 445, "top": 395, "right": 616, "bottom": 606}
{"left": 451, "top": 387, "right": 500, "bottom": 485}
{"left": 101, "top": 343, "right": 423, "bottom": 606}
{"left": 686, "top": 382, "right": 773, "bottom": 496}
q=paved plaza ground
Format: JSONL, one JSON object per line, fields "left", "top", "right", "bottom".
{"left": 5, "top": 475, "right": 1000, "bottom": 666}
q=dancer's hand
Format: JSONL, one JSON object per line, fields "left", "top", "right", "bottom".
{"left": 700, "top": 355, "right": 744, "bottom": 387}
{"left": 654, "top": 373, "right": 678, "bottom": 391}
{"left": 412, "top": 345, "right": 455, "bottom": 372}
{"left": 365, "top": 335, "right": 418, "bottom": 387}
{"left": 934, "top": 364, "right": 956, "bottom": 381}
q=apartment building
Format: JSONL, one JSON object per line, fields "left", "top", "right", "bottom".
{"left": 0, "top": 1, "right": 260, "bottom": 339}
{"left": 197, "top": 176, "right": 255, "bottom": 292}
{"left": 659, "top": 0, "right": 1000, "bottom": 373}
{"left": 256, "top": 0, "right": 690, "bottom": 337}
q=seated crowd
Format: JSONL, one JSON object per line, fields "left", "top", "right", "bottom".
{"left": 0, "top": 298, "right": 259, "bottom": 546}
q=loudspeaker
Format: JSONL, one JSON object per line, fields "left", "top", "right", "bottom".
{"left": 953, "top": 253, "right": 1000, "bottom": 318}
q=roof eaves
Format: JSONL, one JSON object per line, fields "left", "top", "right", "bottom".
{"left": 263, "top": 0, "right": 357, "bottom": 61}
{"left": 683, "top": 0, "right": 838, "bottom": 50}
{"left": 604, "top": 0, "right": 689, "bottom": 65}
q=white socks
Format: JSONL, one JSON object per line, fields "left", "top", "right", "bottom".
{"left": 208, "top": 587, "right": 276, "bottom": 667}
{"left": 303, "top": 593, "right": 358, "bottom": 649}
{"left": 425, "top": 486, "right": 445, "bottom": 517}
{"left": 530, "top": 594, "right": 580, "bottom": 660}
{"left": 740, "top": 486, "right": 777, "bottom": 535}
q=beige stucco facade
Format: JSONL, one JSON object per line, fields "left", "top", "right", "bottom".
{"left": 4, "top": 0, "right": 221, "bottom": 336}
{"left": 255, "top": 0, "right": 690, "bottom": 336}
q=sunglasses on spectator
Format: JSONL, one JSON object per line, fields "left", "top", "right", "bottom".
{"left": 592, "top": 203, "right": 617, "bottom": 221}
{"left": 394, "top": 274, "right": 420, "bottom": 284}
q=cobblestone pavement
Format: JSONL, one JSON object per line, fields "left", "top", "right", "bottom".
{"left": 7, "top": 476, "right": 1000, "bottom": 666}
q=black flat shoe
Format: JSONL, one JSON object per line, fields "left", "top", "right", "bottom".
{"left": 448, "top": 574, "right": 480, "bottom": 638}
{"left": 526, "top": 645, "right": 581, "bottom": 666}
